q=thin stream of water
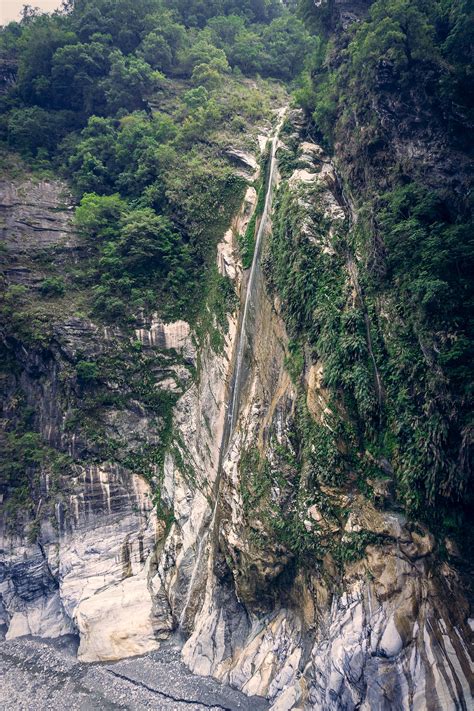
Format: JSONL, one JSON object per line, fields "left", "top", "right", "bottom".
{"left": 228, "top": 109, "right": 286, "bottom": 434}
{"left": 179, "top": 110, "right": 286, "bottom": 630}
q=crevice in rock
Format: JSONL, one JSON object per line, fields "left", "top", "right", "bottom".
{"left": 106, "top": 668, "right": 235, "bottom": 710}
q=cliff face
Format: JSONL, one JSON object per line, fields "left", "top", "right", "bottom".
{"left": 0, "top": 93, "right": 472, "bottom": 711}
{"left": 0, "top": 176, "right": 178, "bottom": 657}
{"left": 2, "top": 110, "right": 471, "bottom": 710}
{"left": 180, "top": 114, "right": 473, "bottom": 710}
{"left": 0, "top": 152, "right": 254, "bottom": 661}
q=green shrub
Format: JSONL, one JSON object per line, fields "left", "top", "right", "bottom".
{"left": 76, "top": 360, "right": 99, "bottom": 383}
{"left": 40, "top": 276, "right": 65, "bottom": 297}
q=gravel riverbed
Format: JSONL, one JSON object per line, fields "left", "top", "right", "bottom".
{"left": 0, "top": 636, "right": 269, "bottom": 711}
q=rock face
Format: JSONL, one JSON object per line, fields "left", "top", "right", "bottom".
{"left": 1, "top": 468, "right": 159, "bottom": 661}
{"left": 1, "top": 130, "right": 472, "bottom": 711}
{"left": 0, "top": 179, "right": 77, "bottom": 261}
{"left": 0, "top": 161, "right": 249, "bottom": 664}
{"left": 0, "top": 176, "right": 169, "bottom": 660}
{"left": 180, "top": 124, "right": 473, "bottom": 709}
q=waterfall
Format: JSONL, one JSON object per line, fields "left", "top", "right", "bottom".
{"left": 178, "top": 110, "right": 286, "bottom": 631}
{"left": 226, "top": 107, "right": 286, "bottom": 438}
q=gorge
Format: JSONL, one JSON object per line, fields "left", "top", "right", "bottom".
{"left": 0, "top": 1, "right": 473, "bottom": 709}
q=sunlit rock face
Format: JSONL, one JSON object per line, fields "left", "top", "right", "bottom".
{"left": 1, "top": 464, "right": 159, "bottom": 660}
{"left": 134, "top": 318, "right": 195, "bottom": 356}
{"left": 58, "top": 467, "right": 160, "bottom": 661}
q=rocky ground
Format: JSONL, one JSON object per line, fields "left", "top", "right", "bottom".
{"left": 0, "top": 636, "right": 269, "bottom": 711}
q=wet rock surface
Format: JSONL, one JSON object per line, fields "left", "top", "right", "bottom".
{"left": 0, "top": 636, "right": 269, "bottom": 711}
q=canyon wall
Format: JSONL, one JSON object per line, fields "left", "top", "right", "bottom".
{"left": 1, "top": 115, "right": 472, "bottom": 710}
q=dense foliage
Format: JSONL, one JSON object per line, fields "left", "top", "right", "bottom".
{"left": 0, "top": 0, "right": 313, "bottom": 325}
{"left": 297, "top": 0, "right": 473, "bottom": 149}
{"left": 273, "top": 0, "right": 474, "bottom": 539}
{"left": 1, "top": 0, "right": 313, "bottom": 156}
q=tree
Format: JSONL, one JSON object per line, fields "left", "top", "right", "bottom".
{"left": 7, "top": 106, "right": 76, "bottom": 156}
{"left": 15, "top": 17, "right": 76, "bottom": 107}
{"left": 40, "top": 277, "right": 66, "bottom": 296}
{"left": 139, "top": 32, "right": 173, "bottom": 72}
{"left": 51, "top": 40, "right": 110, "bottom": 112}
{"left": 349, "top": 0, "right": 436, "bottom": 82}
{"left": 179, "top": 99, "right": 222, "bottom": 143}
{"left": 72, "top": 0, "right": 162, "bottom": 52}
{"left": 206, "top": 14, "right": 246, "bottom": 47}
{"left": 75, "top": 192, "right": 126, "bottom": 240}
{"left": 101, "top": 50, "right": 162, "bottom": 114}
{"left": 113, "top": 111, "right": 177, "bottom": 196}
{"left": 20, "top": 5, "right": 43, "bottom": 24}
{"left": 436, "top": 0, "right": 473, "bottom": 133}
{"left": 163, "top": 0, "right": 281, "bottom": 26}
{"left": 262, "top": 15, "right": 314, "bottom": 80}
{"left": 119, "top": 209, "right": 178, "bottom": 274}
{"left": 191, "top": 61, "right": 226, "bottom": 89}
{"left": 76, "top": 360, "right": 99, "bottom": 382}
{"left": 183, "top": 85, "right": 209, "bottom": 109}
{"left": 178, "top": 38, "right": 229, "bottom": 75}
{"left": 68, "top": 116, "right": 119, "bottom": 193}
{"left": 229, "top": 29, "right": 264, "bottom": 74}
{"left": 140, "top": 8, "right": 186, "bottom": 67}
